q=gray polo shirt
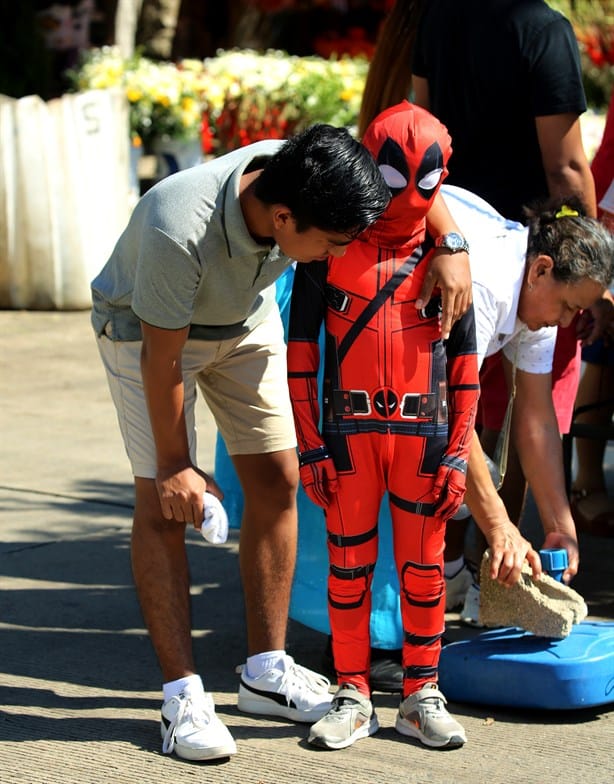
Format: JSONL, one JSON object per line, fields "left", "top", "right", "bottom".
{"left": 91, "top": 140, "right": 293, "bottom": 341}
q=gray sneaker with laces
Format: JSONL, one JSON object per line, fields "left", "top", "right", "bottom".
{"left": 395, "top": 683, "right": 466, "bottom": 748}
{"left": 237, "top": 654, "right": 333, "bottom": 722}
{"left": 308, "top": 683, "right": 379, "bottom": 750}
{"left": 160, "top": 685, "right": 237, "bottom": 761}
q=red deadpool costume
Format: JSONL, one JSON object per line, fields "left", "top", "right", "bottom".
{"left": 287, "top": 102, "right": 479, "bottom": 699}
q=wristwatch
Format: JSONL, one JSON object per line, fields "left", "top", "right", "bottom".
{"left": 434, "top": 232, "right": 469, "bottom": 253}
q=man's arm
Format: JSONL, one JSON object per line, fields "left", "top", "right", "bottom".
{"left": 141, "top": 321, "right": 211, "bottom": 526}
{"left": 411, "top": 75, "right": 430, "bottom": 111}
{"left": 505, "top": 359, "right": 579, "bottom": 581}
{"left": 536, "top": 113, "right": 597, "bottom": 217}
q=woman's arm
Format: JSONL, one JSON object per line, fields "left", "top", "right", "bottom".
{"left": 464, "top": 432, "right": 542, "bottom": 585}
{"left": 505, "top": 359, "right": 579, "bottom": 582}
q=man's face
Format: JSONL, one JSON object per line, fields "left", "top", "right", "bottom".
{"left": 276, "top": 219, "right": 354, "bottom": 262}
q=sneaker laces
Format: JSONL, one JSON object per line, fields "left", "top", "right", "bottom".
{"left": 162, "top": 692, "right": 212, "bottom": 755}
{"left": 280, "top": 658, "right": 330, "bottom": 698}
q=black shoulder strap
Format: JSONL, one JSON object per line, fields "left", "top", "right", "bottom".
{"left": 337, "top": 252, "right": 419, "bottom": 364}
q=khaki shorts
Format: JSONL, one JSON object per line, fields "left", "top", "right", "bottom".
{"left": 97, "top": 308, "right": 297, "bottom": 478}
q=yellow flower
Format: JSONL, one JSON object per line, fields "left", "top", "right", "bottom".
{"left": 126, "top": 87, "right": 142, "bottom": 103}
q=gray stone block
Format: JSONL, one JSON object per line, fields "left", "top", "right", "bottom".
{"left": 479, "top": 551, "right": 588, "bottom": 638}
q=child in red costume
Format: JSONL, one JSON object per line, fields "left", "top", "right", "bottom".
{"left": 287, "top": 101, "right": 479, "bottom": 750}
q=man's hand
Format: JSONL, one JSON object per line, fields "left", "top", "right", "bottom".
{"left": 483, "top": 521, "right": 542, "bottom": 587}
{"left": 156, "top": 465, "right": 222, "bottom": 528}
{"left": 416, "top": 249, "right": 472, "bottom": 339}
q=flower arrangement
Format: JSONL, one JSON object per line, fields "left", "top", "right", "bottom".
{"left": 201, "top": 49, "right": 368, "bottom": 152}
{"left": 67, "top": 46, "right": 369, "bottom": 154}
{"left": 575, "top": 21, "right": 614, "bottom": 108}
{"left": 551, "top": 0, "right": 613, "bottom": 108}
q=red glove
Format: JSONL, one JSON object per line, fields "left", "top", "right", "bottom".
{"left": 433, "top": 305, "right": 479, "bottom": 520}
{"left": 299, "top": 445, "right": 338, "bottom": 508}
{"left": 432, "top": 458, "right": 467, "bottom": 520}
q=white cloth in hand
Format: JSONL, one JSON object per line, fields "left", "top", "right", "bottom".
{"left": 200, "top": 492, "right": 229, "bottom": 544}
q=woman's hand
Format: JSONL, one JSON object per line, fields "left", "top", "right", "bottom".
{"left": 541, "top": 530, "right": 579, "bottom": 584}
{"left": 484, "top": 521, "right": 542, "bottom": 587}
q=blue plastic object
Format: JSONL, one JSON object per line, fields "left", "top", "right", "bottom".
{"left": 539, "top": 548, "right": 568, "bottom": 582}
{"left": 439, "top": 621, "right": 614, "bottom": 709}
{"left": 213, "top": 265, "right": 404, "bottom": 648}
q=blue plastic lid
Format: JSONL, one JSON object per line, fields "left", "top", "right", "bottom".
{"left": 539, "top": 548, "right": 568, "bottom": 574}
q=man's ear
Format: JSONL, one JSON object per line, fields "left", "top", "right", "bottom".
{"left": 272, "top": 205, "right": 293, "bottom": 230}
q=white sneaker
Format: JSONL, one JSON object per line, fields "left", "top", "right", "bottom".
{"left": 445, "top": 564, "right": 473, "bottom": 611}
{"left": 237, "top": 654, "right": 333, "bottom": 723}
{"left": 460, "top": 583, "right": 484, "bottom": 627}
{"left": 308, "top": 683, "right": 379, "bottom": 750}
{"left": 161, "top": 685, "right": 237, "bottom": 761}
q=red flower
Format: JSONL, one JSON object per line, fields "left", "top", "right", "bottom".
{"left": 200, "top": 114, "right": 215, "bottom": 155}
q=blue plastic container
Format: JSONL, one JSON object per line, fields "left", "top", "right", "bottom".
{"left": 539, "top": 548, "right": 568, "bottom": 582}
{"left": 439, "top": 621, "right": 614, "bottom": 709}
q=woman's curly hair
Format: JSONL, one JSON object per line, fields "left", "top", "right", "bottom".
{"left": 524, "top": 195, "right": 614, "bottom": 288}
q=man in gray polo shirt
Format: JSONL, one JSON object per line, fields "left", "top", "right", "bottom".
{"left": 91, "top": 125, "right": 392, "bottom": 761}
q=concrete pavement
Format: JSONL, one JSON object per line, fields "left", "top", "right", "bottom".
{"left": 1, "top": 309, "right": 613, "bottom": 784}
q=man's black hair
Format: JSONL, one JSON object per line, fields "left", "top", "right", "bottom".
{"left": 254, "top": 124, "right": 391, "bottom": 236}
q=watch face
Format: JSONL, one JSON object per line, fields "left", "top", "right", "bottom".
{"left": 436, "top": 232, "right": 467, "bottom": 252}
{"left": 446, "top": 232, "right": 463, "bottom": 250}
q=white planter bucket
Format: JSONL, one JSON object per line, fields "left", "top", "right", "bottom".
{"left": 0, "top": 89, "right": 132, "bottom": 309}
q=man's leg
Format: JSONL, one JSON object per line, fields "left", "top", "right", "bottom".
{"left": 233, "top": 448, "right": 333, "bottom": 723}
{"left": 131, "top": 476, "right": 195, "bottom": 681}
{"left": 96, "top": 333, "right": 237, "bottom": 759}
{"left": 573, "top": 361, "right": 614, "bottom": 492}
{"left": 232, "top": 449, "right": 299, "bottom": 654}
{"left": 570, "top": 359, "right": 614, "bottom": 533}
{"left": 131, "top": 476, "right": 237, "bottom": 760}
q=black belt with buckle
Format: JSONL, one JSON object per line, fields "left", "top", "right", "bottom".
{"left": 330, "top": 389, "right": 370, "bottom": 416}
